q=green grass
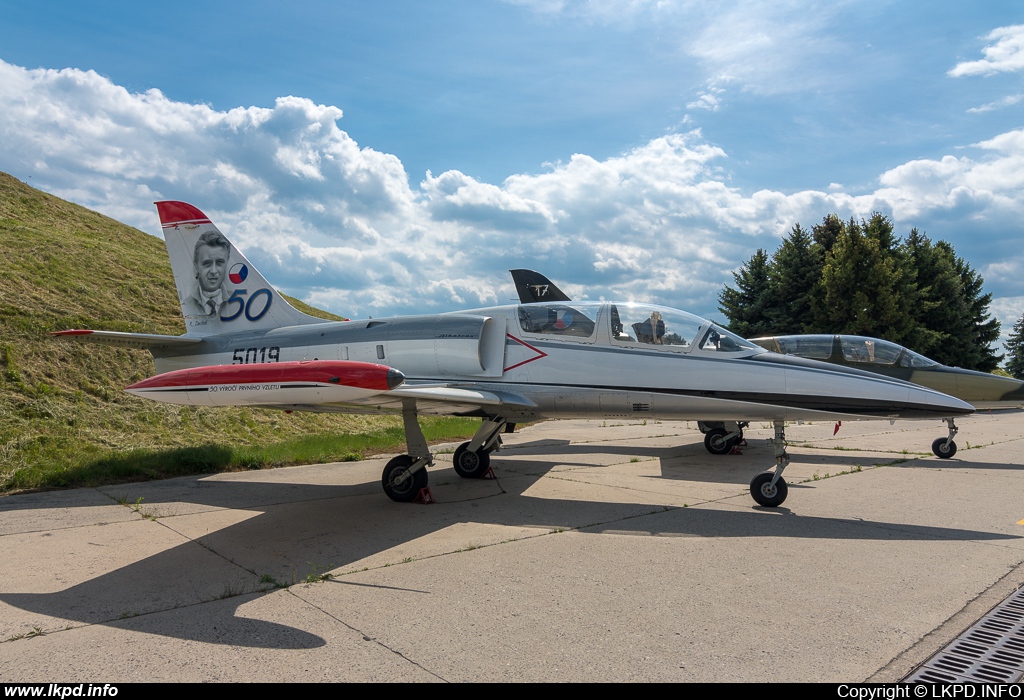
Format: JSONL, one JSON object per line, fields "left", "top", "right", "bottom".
{"left": 2, "top": 417, "right": 479, "bottom": 492}
{"left": 0, "top": 172, "right": 479, "bottom": 494}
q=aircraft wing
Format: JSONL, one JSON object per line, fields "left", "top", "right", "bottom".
{"left": 50, "top": 330, "right": 203, "bottom": 350}
{"left": 121, "top": 360, "right": 536, "bottom": 418}
{"left": 269, "top": 384, "right": 538, "bottom": 416}
{"left": 367, "top": 385, "right": 536, "bottom": 414}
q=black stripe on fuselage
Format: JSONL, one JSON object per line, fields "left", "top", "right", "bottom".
{"left": 397, "top": 379, "right": 969, "bottom": 417}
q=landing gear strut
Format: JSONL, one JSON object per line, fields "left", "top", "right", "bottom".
{"left": 453, "top": 417, "right": 506, "bottom": 478}
{"left": 750, "top": 421, "right": 789, "bottom": 507}
{"left": 381, "top": 400, "right": 434, "bottom": 502}
{"left": 931, "top": 417, "right": 958, "bottom": 459}
{"left": 700, "top": 421, "right": 746, "bottom": 455}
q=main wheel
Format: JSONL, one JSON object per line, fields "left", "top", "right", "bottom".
{"left": 382, "top": 455, "right": 428, "bottom": 502}
{"left": 750, "top": 472, "right": 788, "bottom": 507}
{"left": 932, "top": 437, "right": 957, "bottom": 459}
{"left": 453, "top": 442, "right": 491, "bottom": 478}
{"left": 704, "top": 428, "right": 735, "bottom": 455}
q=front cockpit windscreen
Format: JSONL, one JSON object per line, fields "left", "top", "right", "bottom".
{"left": 517, "top": 303, "right": 598, "bottom": 338}
{"left": 898, "top": 348, "right": 939, "bottom": 368}
{"left": 609, "top": 304, "right": 706, "bottom": 348}
{"left": 696, "top": 324, "right": 761, "bottom": 353}
{"left": 840, "top": 336, "right": 904, "bottom": 365}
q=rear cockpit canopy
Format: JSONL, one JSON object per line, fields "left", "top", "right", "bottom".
{"left": 755, "top": 334, "right": 939, "bottom": 368}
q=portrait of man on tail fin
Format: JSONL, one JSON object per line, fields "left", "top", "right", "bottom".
{"left": 183, "top": 230, "right": 230, "bottom": 318}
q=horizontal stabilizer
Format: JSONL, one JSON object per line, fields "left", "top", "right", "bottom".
{"left": 50, "top": 330, "right": 203, "bottom": 350}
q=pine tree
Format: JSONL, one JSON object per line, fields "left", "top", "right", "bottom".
{"left": 946, "top": 246, "right": 1001, "bottom": 371}
{"left": 1006, "top": 313, "right": 1024, "bottom": 380}
{"left": 719, "top": 214, "right": 1001, "bottom": 365}
{"left": 818, "top": 216, "right": 920, "bottom": 344}
{"left": 769, "top": 224, "right": 822, "bottom": 333}
{"left": 718, "top": 249, "right": 777, "bottom": 338}
{"left": 902, "top": 229, "right": 958, "bottom": 360}
{"left": 865, "top": 213, "right": 926, "bottom": 348}
{"left": 811, "top": 214, "right": 843, "bottom": 254}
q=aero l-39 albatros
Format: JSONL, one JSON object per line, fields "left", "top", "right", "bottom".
{"left": 750, "top": 334, "right": 1024, "bottom": 459}
{"left": 53, "top": 203, "right": 972, "bottom": 508}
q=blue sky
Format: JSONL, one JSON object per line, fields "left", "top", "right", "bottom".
{"left": 2, "top": 1, "right": 1023, "bottom": 346}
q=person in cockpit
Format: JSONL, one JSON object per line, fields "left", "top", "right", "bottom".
{"left": 634, "top": 311, "right": 666, "bottom": 344}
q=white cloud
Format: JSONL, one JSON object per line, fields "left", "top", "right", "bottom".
{"left": 988, "top": 295, "right": 1024, "bottom": 353}
{"left": 966, "top": 94, "right": 1024, "bottom": 113}
{"left": 949, "top": 25, "right": 1024, "bottom": 77}
{"left": 872, "top": 131, "right": 1024, "bottom": 221}
{"left": 686, "top": 80, "right": 727, "bottom": 111}
{"left": 509, "top": 0, "right": 853, "bottom": 96}
{"left": 2, "top": 58, "right": 1024, "bottom": 321}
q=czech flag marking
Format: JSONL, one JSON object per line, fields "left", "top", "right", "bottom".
{"left": 229, "top": 263, "right": 248, "bottom": 284}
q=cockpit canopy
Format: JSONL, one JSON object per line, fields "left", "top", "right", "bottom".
{"left": 751, "top": 334, "right": 939, "bottom": 368}
{"left": 516, "top": 302, "right": 761, "bottom": 354}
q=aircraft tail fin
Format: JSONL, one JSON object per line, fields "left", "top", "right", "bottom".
{"left": 510, "top": 269, "right": 572, "bottom": 304}
{"left": 157, "top": 201, "right": 327, "bottom": 336}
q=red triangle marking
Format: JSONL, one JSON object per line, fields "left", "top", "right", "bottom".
{"left": 503, "top": 334, "right": 548, "bottom": 372}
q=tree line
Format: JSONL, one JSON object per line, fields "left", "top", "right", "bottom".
{"left": 718, "top": 213, "right": 1003, "bottom": 372}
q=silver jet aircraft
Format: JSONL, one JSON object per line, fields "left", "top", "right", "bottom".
{"left": 53, "top": 202, "right": 973, "bottom": 508}
{"left": 751, "top": 333, "right": 1024, "bottom": 458}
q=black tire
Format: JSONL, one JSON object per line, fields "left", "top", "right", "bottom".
{"left": 382, "top": 455, "right": 428, "bottom": 502}
{"left": 453, "top": 442, "right": 491, "bottom": 478}
{"left": 932, "top": 437, "right": 957, "bottom": 459}
{"left": 704, "top": 428, "right": 735, "bottom": 455}
{"left": 750, "top": 472, "right": 788, "bottom": 507}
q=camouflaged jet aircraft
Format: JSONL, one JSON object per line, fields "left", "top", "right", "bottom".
{"left": 750, "top": 334, "right": 1024, "bottom": 458}
{"left": 52, "top": 203, "right": 973, "bottom": 508}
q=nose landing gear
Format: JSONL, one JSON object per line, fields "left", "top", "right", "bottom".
{"left": 750, "top": 421, "right": 789, "bottom": 507}
{"left": 932, "top": 418, "right": 958, "bottom": 459}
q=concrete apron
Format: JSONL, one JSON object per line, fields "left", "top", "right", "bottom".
{"left": 1, "top": 412, "right": 1023, "bottom": 682}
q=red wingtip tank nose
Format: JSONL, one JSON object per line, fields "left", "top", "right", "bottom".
{"left": 127, "top": 361, "right": 403, "bottom": 393}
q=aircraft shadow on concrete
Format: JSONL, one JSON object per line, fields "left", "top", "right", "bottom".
{"left": 495, "top": 439, "right": 1001, "bottom": 485}
{"left": 2, "top": 454, "right": 1019, "bottom": 649}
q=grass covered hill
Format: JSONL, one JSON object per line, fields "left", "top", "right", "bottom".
{"left": 0, "top": 172, "right": 475, "bottom": 492}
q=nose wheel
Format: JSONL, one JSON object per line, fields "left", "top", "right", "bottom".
{"left": 749, "top": 421, "right": 790, "bottom": 507}
{"left": 750, "top": 471, "right": 788, "bottom": 507}
{"left": 932, "top": 418, "right": 958, "bottom": 459}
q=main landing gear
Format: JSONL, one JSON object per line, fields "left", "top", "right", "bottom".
{"left": 381, "top": 401, "right": 434, "bottom": 502}
{"left": 699, "top": 421, "right": 747, "bottom": 455}
{"left": 931, "top": 417, "right": 959, "bottom": 459}
{"left": 381, "top": 410, "right": 509, "bottom": 502}
{"left": 750, "top": 421, "right": 789, "bottom": 507}
{"left": 453, "top": 417, "right": 506, "bottom": 479}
